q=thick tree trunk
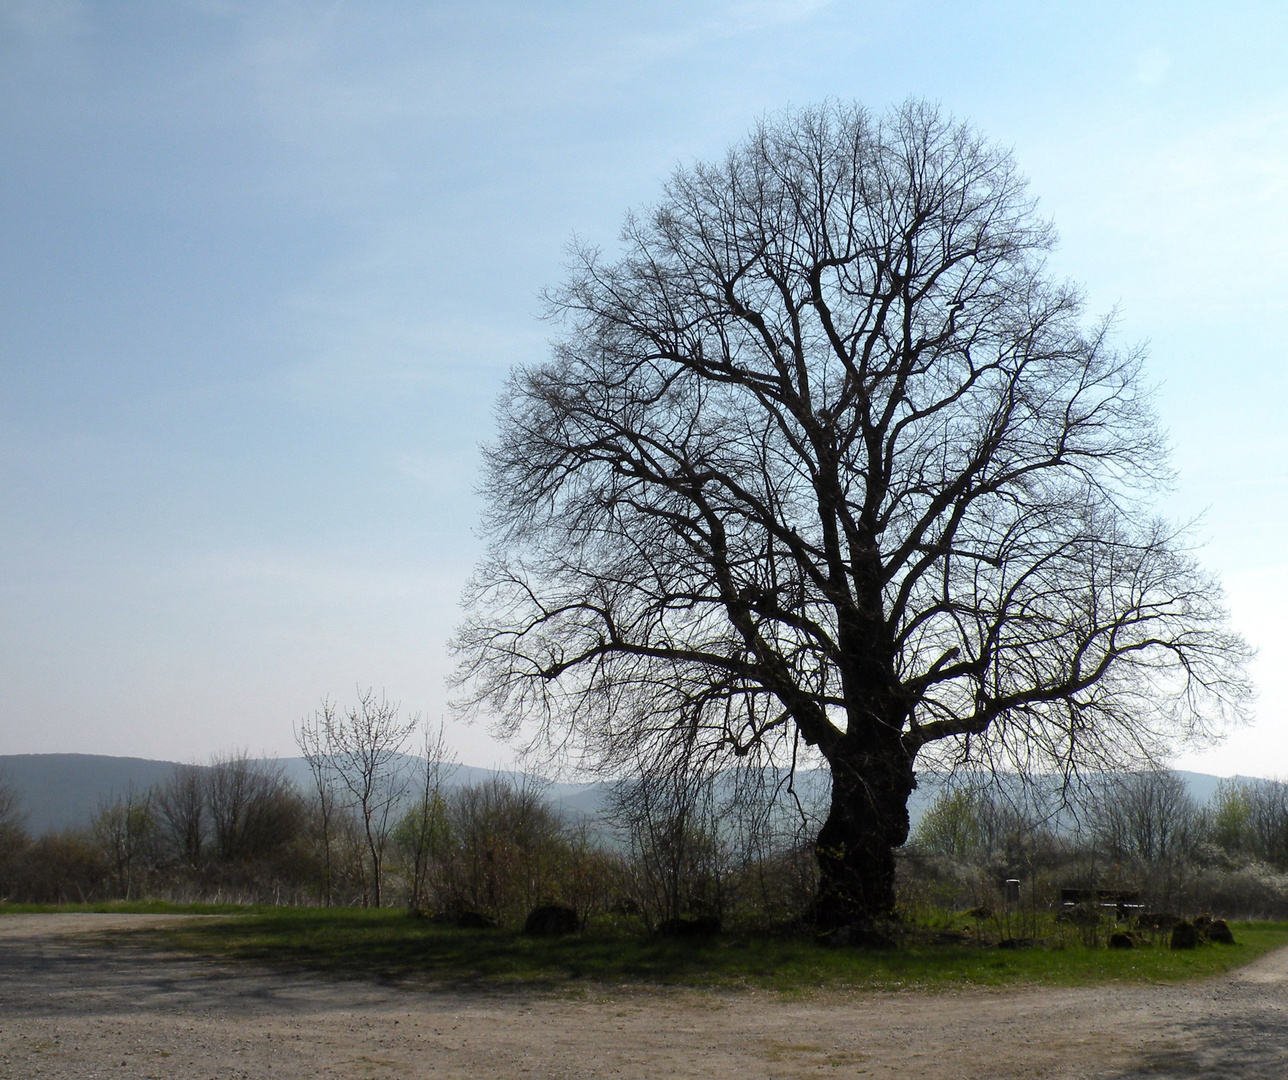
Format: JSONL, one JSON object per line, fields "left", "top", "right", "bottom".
{"left": 813, "top": 742, "right": 916, "bottom": 929}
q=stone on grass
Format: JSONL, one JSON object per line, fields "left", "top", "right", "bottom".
{"left": 817, "top": 920, "right": 900, "bottom": 949}
{"left": 523, "top": 904, "right": 580, "bottom": 937}
{"left": 1205, "top": 919, "right": 1236, "bottom": 945}
{"left": 1170, "top": 920, "right": 1201, "bottom": 950}
{"left": 997, "top": 937, "right": 1037, "bottom": 950}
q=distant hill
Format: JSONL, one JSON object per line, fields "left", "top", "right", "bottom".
{"left": 0, "top": 753, "right": 609, "bottom": 837}
{"left": 0, "top": 754, "right": 183, "bottom": 837}
{"left": 0, "top": 753, "right": 1248, "bottom": 839}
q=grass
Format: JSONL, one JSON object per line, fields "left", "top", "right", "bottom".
{"left": 41, "top": 905, "right": 1283, "bottom": 993}
{"left": 10, "top": 902, "right": 1287, "bottom": 992}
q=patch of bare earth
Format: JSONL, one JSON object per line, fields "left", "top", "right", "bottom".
{"left": 2, "top": 914, "right": 1286, "bottom": 1079}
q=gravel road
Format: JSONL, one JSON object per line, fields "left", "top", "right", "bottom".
{"left": 2, "top": 913, "right": 1286, "bottom": 1079}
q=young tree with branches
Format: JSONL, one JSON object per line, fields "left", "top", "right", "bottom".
{"left": 317, "top": 690, "right": 418, "bottom": 907}
{"left": 453, "top": 101, "right": 1251, "bottom": 927}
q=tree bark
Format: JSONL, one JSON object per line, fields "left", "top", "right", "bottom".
{"left": 813, "top": 741, "right": 916, "bottom": 928}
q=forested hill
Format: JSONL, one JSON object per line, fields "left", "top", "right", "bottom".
{"left": 0, "top": 752, "right": 1233, "bottom": 839}
{"left": 0, "top": 753, "right": 602, "bottom": 837}
{"left": 0, "top": 755, "right": 181, "bottom": 838}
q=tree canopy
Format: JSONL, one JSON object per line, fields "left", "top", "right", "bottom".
{"left": 453, "top": 100, "right": 1251, "bottom": 924}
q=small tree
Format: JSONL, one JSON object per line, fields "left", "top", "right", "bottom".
{"left": 441, "top": 775, "right": 568, "bottom": 921}
{"left": 296, "top": 708, "right": 341, "bottom": 905}
{"left": 205, "top": 753, "right": 302, "bottom": 867}
{"left": 1207, "top": 779, "right": 1255, "bottom": 857}
{"left": 1085, "top": 768, "right": 1197, "bottom": 906}
{"left": 392, "top": 721, "right": 456, "bottom": 912}
{"left": 319, "top": 690, "right": 419, "bottom": 907}
{"left": 609, "top": 757, "right": 726, "bottom": 927}
{"left": 154, "top": 763, "right": 206, "bottom": 870}
{"left": 913, "top": 788, "right": 988, "bottom": 862}
{"left": 92, "top": 786, "right": 156, "bottom": 900}
{"left": 723, "top": 766, "right": 822, "bottom": 926}
{"left": 0, "top": 773, "right": 25, "bottom": 851}
{"left": 0, "top": 772, "right": 29, "bottom": 897}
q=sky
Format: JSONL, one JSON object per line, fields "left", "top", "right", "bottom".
{"left": 1, "top": 0, "right": 1286, "bottom": 776}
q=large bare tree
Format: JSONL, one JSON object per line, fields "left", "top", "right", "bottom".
{"left": 453, "top": 101, "right": 1251, "bottom": 927}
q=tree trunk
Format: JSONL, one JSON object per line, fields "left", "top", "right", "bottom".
{"left": 813, "top": 742, "right": 916, "bottom": 929}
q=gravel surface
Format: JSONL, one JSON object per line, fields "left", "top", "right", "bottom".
{"left": 2, "top": 913, "right": 1287, "bottom": 1078}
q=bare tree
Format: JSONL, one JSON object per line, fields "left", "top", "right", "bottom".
{"left": 1092, "top": 768, "right": 1198, "bottom": 864}
{"left": 154, "top": 764, "right": 206, "bottom": 869}
{"left": 295, "top": 707, "right": 341, "bottom": 905}
{"left": 322, "top": 689, "right": 418, "bottom": 907}
{"left": 0, "top": 771, "right": 25, "bottom": 849}
{"left": 454, "top": 100, "right": 1251, "bottom": 926}
{"left": 92, "top": 786, "right": 155, "bottom": 900}
{"left": 441, "top": 773, "right": 566, "bottom": 921}
{"left": 1243, "top": 780, "right": 1288, "bottom": 868}
{"left": 393, "top": 720, "right": 456, "bottom": 912}
{"left": 1203, "top": 777, "right": 1288, "bottom": 868}
{"left": 608, "top": 755, "right": 726, "bottom": 928}
{"left": 0, "top": 772, "right": 28, "bottom": 895}
{"left": 205, "top": 753, "right": 302, "bottom": 866}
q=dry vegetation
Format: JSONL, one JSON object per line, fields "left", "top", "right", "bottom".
{"left": 4, "top": 754, "right": 1288, "bottom": 940}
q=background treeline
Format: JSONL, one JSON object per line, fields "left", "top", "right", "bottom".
{"left": 3, "top": 741, "right": 1288, "bottom": 925}
{"left": 902, "top": 770, "right": 1288, "bottom": 923}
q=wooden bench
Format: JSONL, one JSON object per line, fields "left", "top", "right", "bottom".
{"left": 1059, "top": 888, "right": 1144, "bottom": 918}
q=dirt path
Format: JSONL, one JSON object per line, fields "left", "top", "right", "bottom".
{"left": 2, "top": 914, "right": 1286, "bottom": 1079}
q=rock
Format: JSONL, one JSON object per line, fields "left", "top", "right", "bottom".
{"left": 1108, "top": 931, "right": 1136, "bottom": 949}
{"left": 523, "top": 904, "right": 580, "bottom": 937}
{"left": 817, "top": 921, "right": 900, "bottom": 949}
{"left": 930, "top": 930, "right": 970, "bottom": 945}
{"left": 997, "top": 937, "right": 1036, "bottom": 950}
{"left": 1170, "top": 920, "right": 1201, "bottom": 949}
{"left": 1205, "top": 918, "right": 1236, "bottom": 945}
{"left": 657, "top": 915, "right": 721, "bottom": 938}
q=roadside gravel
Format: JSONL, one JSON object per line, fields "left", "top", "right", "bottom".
{"left": 2, "top": 913, "right": 1285, "bottom": 1079}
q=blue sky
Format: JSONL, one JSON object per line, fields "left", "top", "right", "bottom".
{"left": 1, "top": 0, "right": 1286, "bottom": 774}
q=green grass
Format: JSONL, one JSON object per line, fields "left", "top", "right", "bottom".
{"left": 72, "top": 906, "right": 1288, "bottom": 993}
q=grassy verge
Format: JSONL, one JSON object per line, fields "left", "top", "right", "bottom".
{"left": 99, "top": 907, "right": 1288, "bottom": 993}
